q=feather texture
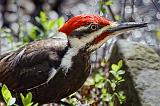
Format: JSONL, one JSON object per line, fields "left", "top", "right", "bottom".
{"left": 0, "top": 33, "right": 91, "bottom": 104}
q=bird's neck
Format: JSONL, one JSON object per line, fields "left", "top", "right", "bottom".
{"left": 60, "top": 46, "right": 89, "bottom": 74}
{"left": 53, "top": 32, "right": 90, "bottom": 73}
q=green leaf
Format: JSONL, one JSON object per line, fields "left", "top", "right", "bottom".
{"left": 111, "top": 60, "right": 123, "bottom": 72}
{"left": 117, "top": 91, "right": 126, "bottom": 104}
{"left": 105, "top": 1, "right": 113, "bottom": 6}
{"left": 23, "top": 36, "right": 29, "bottom": 43}
{"left": 29, "top": 27, "right": 37, "bottom": 40}
{"left": 101, "top": 88, "right": 107, "bottom": 94}
{"left": 109, "top": 101, "right": 114, "bottom": 106}
{"left": 104, "top": 93, "right": 112, "bottom": 102}
{"left": 117, "top": 76, "right": 122, "bottom": 81}
{"left": 118, "top": 91, "right": 125, "bottom": 98}
{"left": 100, "top": 59, "right": 107, "bottom": 67}
{"left": 40, "top": 11, "right": 47, "bottom": 23}
{"left": 49, "top": 17, "right": 64, "bottom": 30}
{"left": 7, "top": 35, "right": 14, "bottom": 43}
{"left": 100, "top": 7, "right": 107, "bottom": 14}
{"left": 111, "top": 82, "right": 116, "bottom": 91}
{"left": 118, "top": 60, "right": 123, "bottom": 69}
{"left": 106, "top": 79, "right": 112, "bottom": 86}
{"left": 110, "top": 70, "right": 116, "bottom": 77}
{"left": 20, "top": 92, "right": 33, "bottom": 106}
{"left": 8, "top": 98, "right": 16, "bottom": 106}
{"left": 25, "top": 103, "right": 33, "bottom": 106}
{"left": 33, "top": 103, "right": 39, "bottom": 106}
{"left": 95, "top": 81, "right": 105, "bottom": 88}
{"left": 3, "top": 28, "right": 11, "bottom": 33}
{"left": 118, "top": 70, "right": 125, "bottom": 75}
{"left": 111, "top": 64, "right": 118, "bottom": 72}
{"left": 118, "top": 79, "right": 125, "bottom": 83}
{"left": 67, "top": 97, "right": 78, "bottom": 106}
{"left": 115, "top": 15, "right": 121, "bottom": 21}
{"left": 57, "top": 17, "right": 65, "bottom": 28}
{"left": 47, "top": 20, "right": 55, "bottom": 30}
{"left": 26, "top": 92, "right": 32, "bottom": 103}
{"left": 20, "top": 93, "right": 25, "bottom": 105}
{"left": 1, "top": 84, "right": 12, "bottom": 105}
{"left": 95, "top": 73, "right": 104, "bottom": 83}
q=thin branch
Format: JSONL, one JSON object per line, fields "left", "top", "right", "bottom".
{"left": 103, "top": 0, "right": 116, "bottom": 58}
{"left": 104, "top": 0, "right": 116, "bottom": 21}
{"left": 16, "top": 0, "right": 21, "bottom": 41}
{"left": 130, "top": 0, "right": 135, "bottom": 21}
{"left": 107, "top": 5, "right": 116, "bottom": 21}
{"left": 121, "top": 0, "right": 126, "bottom": 22}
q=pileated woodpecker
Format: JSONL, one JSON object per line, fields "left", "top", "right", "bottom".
{"left": 0, "top": 14, "right": 147, "bottom": 104}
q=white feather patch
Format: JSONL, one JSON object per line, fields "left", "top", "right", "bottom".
{"left": 59, "top": 37, "right": 85, "bottom": 74}
{"left": 60, "top": 48, "right": 79, "bottom": 74}
{"left": 47, "top": 68, "right": 57, "bottom": 82}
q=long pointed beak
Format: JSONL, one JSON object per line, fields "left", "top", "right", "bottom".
{"left": 85, "top": 22, "right": 147, "bottom": 52}
{"left": 105, "top": 22, "right": 147, "bottom": 34}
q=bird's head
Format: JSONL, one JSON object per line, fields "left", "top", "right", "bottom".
{"left": 59, "top": 14, "right": 147, "bottom": 52}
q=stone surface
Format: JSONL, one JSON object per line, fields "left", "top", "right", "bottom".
{"left": 109, "top": 40, "right": 160, "bottom": 106}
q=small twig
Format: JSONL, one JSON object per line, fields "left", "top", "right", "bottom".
{"left": 0, "top": 32, "right": 1, "bottom": 54}
{"left": 95, "top": 0, "right": 104, "bottom": 67}
{"left": 107, "top": 5, "right": 116, "bottom": 21}
{"left": 130, "top": 0, "right": 135, "bottom": 21}
{"left": 121, "top": 0, "right": 126, "bottom": 22}
{"left": 104, "top": 0, "right": 116, "bottom": 21}
{"left": 16, "top": 0, "right": 21, "bottom": 41}
{"left": 151, "top": 0, "right": 160, "bottom": 12}
{"left": 102, "top": 0, "right": 116, "bottom": 60}
{"left": 97, "top": 0, "right": 109, "bottom": 66}
{"left": 102, "top": 43, "right": 107, "bottom": 58}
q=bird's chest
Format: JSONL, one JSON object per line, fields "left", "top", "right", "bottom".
{"left": 59, "top": 48, "right": 91, "bottom": 79}
{"left": 66, "top": 53, "right": 91, "bottom": 83}
{"left": 39, "top": 49, "right": 91, "bottom": 102}
{"left": 55, "top": 51, "right": 91, "bottom": 98}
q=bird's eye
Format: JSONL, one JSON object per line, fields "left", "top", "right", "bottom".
{"left": 89, "top": 24, "right": 98, "bottom": 31}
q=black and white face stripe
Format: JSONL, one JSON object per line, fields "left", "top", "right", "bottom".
{"left": 70, "top": 23, "right": 103, "bottom": 38}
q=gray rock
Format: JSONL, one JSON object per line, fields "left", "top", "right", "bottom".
{"left": 109, "top": 40, "right": 160, "bottom": 106}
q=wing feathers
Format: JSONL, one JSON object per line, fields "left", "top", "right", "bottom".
{"left": 10, "top": 48, "right": 26, "bottom": 67}
{"left": 0, "top": 37, "right": 68, "bottom": 91}
{"left": 47, "top": 68, "right": 57, "bottom": 82}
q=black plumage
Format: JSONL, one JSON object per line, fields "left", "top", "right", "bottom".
{"left": 0, "top": 36, "right": 91, "bottom": 104}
